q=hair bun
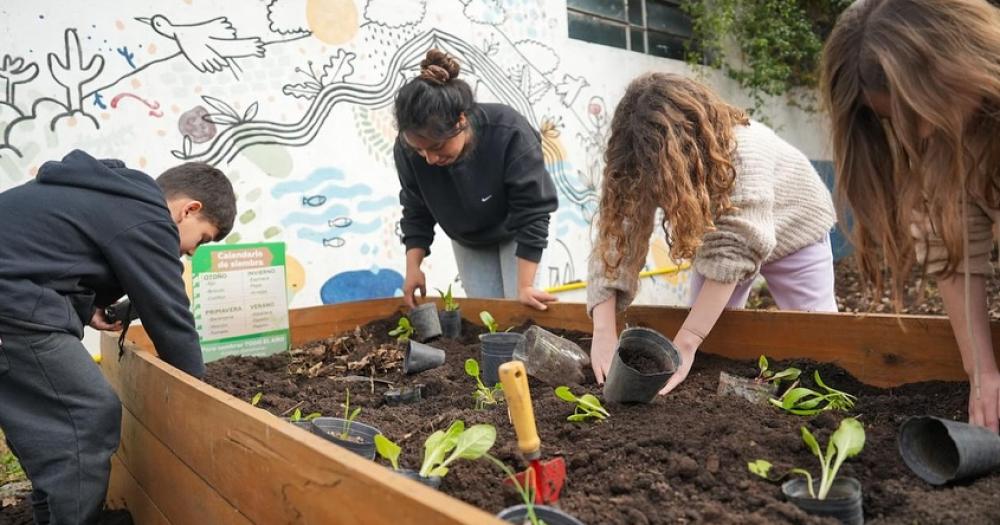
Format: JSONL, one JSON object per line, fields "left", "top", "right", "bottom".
{"left": 419, "top": 49, "right": 460, "bottom": 85}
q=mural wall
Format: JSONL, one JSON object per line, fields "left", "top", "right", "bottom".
{"left": 0, "top": 0, "right": 833, "bottom": 320}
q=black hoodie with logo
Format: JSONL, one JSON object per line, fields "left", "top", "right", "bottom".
{"left": 0, "top": 150, "right": 204, "bottom": 377}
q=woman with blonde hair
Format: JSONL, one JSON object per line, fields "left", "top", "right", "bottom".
{"left": 821, "top": 0, "right": 1000, "bottom": 432}
{"left": 588, "top": 73, "right": 836, "bottom": 393}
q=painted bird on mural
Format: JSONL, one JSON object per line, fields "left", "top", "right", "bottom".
{"left": 135, "top": 15, "right": 265, "bottom": 77}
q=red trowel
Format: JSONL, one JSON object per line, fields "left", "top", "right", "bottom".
{"left": 498, "top": 360, "right": 567, "bottom": 504}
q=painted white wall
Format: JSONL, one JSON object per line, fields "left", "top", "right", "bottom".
{"left": 0, "top": 1, "right": 830, "bottom": 355}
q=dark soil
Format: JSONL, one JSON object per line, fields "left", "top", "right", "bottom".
{"left": 620, "top": 346, "right": 667, "bottom": 374}
{"left": 204, "top": 314, "right": 1000, "bottom": 525}
{"left": 0, "top": 502, "right": 132, "bottom": 525}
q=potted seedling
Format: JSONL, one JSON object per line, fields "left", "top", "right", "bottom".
{"left": 409, "top": 301, "right": 443, "bottom": 342}
{"left": 392, "top": 317, "right": 446, "bottom": 375}
{"left": 488, "top": 454, "right": 585, "bottom": 525}
{"left": 603, "top": 326, "right": 680, "bottom": 404}
{"left": 373, "top": 421, "right": 496, "bottom": 490}
{"left": 478, "top": 310, "right": 525, "bottom": 386}
{"left": 465, "top": 358, "right": 504, "bottom": 410}
{"left": 748, "top": 417, "right": 865, "bottom": 525}
{"left": 554, "top": 386, "right": 610, "bottom": 422}
{"left": 770, "top": 371, "right": 856, "bottom": 416}
{"left": 718, "top": 355, "right": 801, "bottom": 405}
{"left": 436, "top": 284, "right": 462, "bottom": 338}
{"left": 312, "top": 388, "right": 381, "bottom": 459}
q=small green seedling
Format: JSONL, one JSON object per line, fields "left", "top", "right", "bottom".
{"left": 436, "top": 284, "right": 459, "bottom": 312}
{"left": 749, "top": 417, "right": 865, "bottom": 500}
{"left": 340, "top": 388, "right": 362, "bottom": 439}
{"left": 486, "top": 454, "right": 544, "bottom": 525}
{"left": 419, "top": 421, "right": 497, "bottom": 478}
{"left": 389, "top": 316, "right": 415, "bottom": 342}
{"left": 480, "top": 310, "right": 499, "bottom": 333}
{"left": 374, "top": 433, "right": 402, "bottom": 471}
{"left": 769, "top": 370, "right": 857, "bottom": 415}
{"left": 554, "top": 386, "right": 610, "bottom": 422}
{"left": 289, "top": 408, "right": 322, "bottom": 422}
{"left": 250, "top": 392, "right": 263, "bottom": 407}
{"left": 756, "top": 355, "right": 801, "bottom": 385}
{"left": 465, "top": 358, "right": 503, "bottom": 409}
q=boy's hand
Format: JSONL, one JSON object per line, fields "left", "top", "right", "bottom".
{"left": 89, "top": 307, "right": 123, "bottom": 332}
{"left": 969, "top": 370, "right": 1000, "bottom": 433}
{"left": 518, "top": 286, "right": 557, "bottom": 311}
{"left": 403, "top": 268, "right": 426, "bottom": 308}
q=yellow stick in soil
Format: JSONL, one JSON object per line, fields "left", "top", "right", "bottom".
{"left": 544, "top": 263, "right": 691, "bottom": 294}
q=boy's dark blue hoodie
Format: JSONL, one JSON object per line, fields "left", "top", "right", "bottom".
{"left": 0, "top": 150, "right": 204, "bottom": 377}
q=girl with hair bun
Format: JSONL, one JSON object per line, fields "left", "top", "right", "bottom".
{"left": 394, "top": 49, "right": 559, "bottom": 310}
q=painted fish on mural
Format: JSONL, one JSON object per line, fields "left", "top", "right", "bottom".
{"left": 323, "top": 237, "right": 345, "bottom": 248}
{"left": 302, "top": 194, "right": 326, "bottom": 207}
{"left": 328, "top": 217, "right": 353, "bottom": 228}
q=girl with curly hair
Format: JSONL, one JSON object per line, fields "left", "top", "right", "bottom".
{"left": 588, "top": 73, "right": 836, "bottom": 393}
{"left": 821, "top": 0, "right": 1000, "bottom": 431}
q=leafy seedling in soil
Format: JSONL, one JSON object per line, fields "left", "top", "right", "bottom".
{"left": 770, "top": 370, "right": 857, "bottom": 416}
{"left": 340, "top": 388, "right": 362, "bottom": 440}
{"left": 486, "top": 454, "right": 544, "bottom": 525}
{"left": 418, "top": 420, "right": 497, "bottom": 478}
{"left": 756, "top": 355, "right": 801, "bottom": 386}
{"left": 748, "top": 417, "right": 866, "bottom": 499}
{"left": 250, "top": 392, "right": 263, "bottom": 407}
{"left": 374, "top": 433, "right": 402, "bottom": 471}
{"left": 288, "top": 408, "right": 322, "bottom": 422}
{"left": 389, "top": 316, "right": 415, "bottom": 342}
{"left": 465, "top": 358, "right": 504, "bottom": 410}
{"left": 554, "top": 386, "right": 610, "bottom": 422}
{"left": 480, "top": 310, "right": 499, "bottom": 333}
{"left": 436, "top": 284, "right": 459, "bottom": 312}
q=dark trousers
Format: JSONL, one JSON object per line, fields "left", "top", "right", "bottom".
{"left": 0, "top": 331, "right": 121, "bottom": 525}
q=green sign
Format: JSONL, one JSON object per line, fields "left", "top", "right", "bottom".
{"left": 191, "top": 242, "right": 290, "bottom": 362}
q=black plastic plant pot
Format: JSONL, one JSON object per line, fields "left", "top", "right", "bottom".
{"left": 439, "top": 308, "right": 462, "bottom": 339}
{"left": 782, "top": 477, "right": 863, "bottom": 525}
{"left": 397, "top": 469, "right": 443, "bottom": 489}
{"left": 603, "top": 327, "right": 679, "bottom": 404}
{"left": 384, "top": 384, "right": 425, "bottom": 405}
{"left": 311, "top": 417, "right": 380, "bottom": 460}
{"left": 898, "top": 415, "right": 1000, "bottom": 485}
{"left": 497, "top": 504, "right": 586, "bottom": 525}
{"left": 403, "top": 340, "right": 446, "bottom": 375}
{"left": 409, "top": 303, "right": 443, "bottom": 342}
{"left": 717, "top": 371, "right": 777, "bottom": 405}
{"left": 479, "top": 332, "right": 526, "bottom": 386}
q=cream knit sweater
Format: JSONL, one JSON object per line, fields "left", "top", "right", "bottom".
{"left": 587, "top": 120, "right": 836, "bottom": 314}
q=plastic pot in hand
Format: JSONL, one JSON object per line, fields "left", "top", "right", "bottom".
{"left": 782, "top": 477, "right": 863, "bottom": 525}
{"left": 403, "top": 340, "right": 446, "bottom": 375}
{"left": 409, "top": 303, "right": 443, "bottom": 342}
{"left": 479, "top": 332, "right": 526, "bottom": 386}
{"left": 497, "top": 504, "right": 586, "bottom": 525}
{"left": 603, "top": 327, "right": 679, "bottom": 404}
{"left": 898, "top": 415, "right": 1000, "bottom": 485}
{"left": 717, "top": 371, "right": 777, "bottom": 405}
{"left": 514, "top": 325, "right": 590, "bottom": 386}
{"left": 439, "top": 308, "right": 462, "bottom": 339}
{"left": 397, "top": 469, "right": 443, "bottom": 489}
{"left": 311, "top": 417, "right": 380, "bottom": 460}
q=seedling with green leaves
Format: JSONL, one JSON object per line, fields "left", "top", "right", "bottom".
{"left": 389, "top": 316, "right": 415, "bottom": 342}
{"left": 755, "top": 355, "right": 801, "bottom": 385}
{"left": 554, "top": 386, "right": 610, "bottom": 422}
{"left": 374, "top": 433, "right": 403, "bottom": 471}
{"left": 250, "top": 392, "right": 263, "bottom": 407}
{"left": 769, "top": 371, "right": 857, "bottom": 416}
{"left": 436, "top": 284, "right": 459, "bottom": 312}
{"left": 339, "top": 388, "right": 362, "bottom": 439}
{"left": 288, "top": 408, "right": 321, "bottom": 422}
{"left": 480, "top": 310, "right": 499, "bottom": 333}
{"left": 465, "top": 358, "right": 504, "bottom": 409}
{"left": 748, "top": 417, "right": 865, "bottom": 499}
{"left": 486, "top": 454, "right": 544, "bottom": 525}
{"left": 418, "top": 421, "right": 497, "bottom": 478}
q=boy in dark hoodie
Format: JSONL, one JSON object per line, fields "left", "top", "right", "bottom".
{"left": 0, "top": 149, "right": 236, "bottom": 524}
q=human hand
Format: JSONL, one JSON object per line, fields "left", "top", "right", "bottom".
{"left": 968, "top": 369, "right": 1000, "bottom": 433}
{"left": 518, "top": 286, "right": 557, "bottom": 311}
{"left": 658, "top": 331, "right": 699, "bottom": 395}
{"left": 590, "top": 329, "right": 617, "bottom": 385}
{"left": 89, "top": 307, "right": 123, "bottom": 332}
{"left": 403, "top": 268, "right": 426, "bottom": 308}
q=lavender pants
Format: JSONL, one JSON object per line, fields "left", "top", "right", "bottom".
{"left": 689, "top": 235, "right": 838, "bottom": 312}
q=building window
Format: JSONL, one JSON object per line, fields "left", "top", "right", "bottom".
{"left": 567, "top": 0, "right": 693, "bottom": 61}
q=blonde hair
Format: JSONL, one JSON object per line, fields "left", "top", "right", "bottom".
{"left": 595, "top": 73, "right": 749, "bottom": 280}
{"left": 821, "top": 0, "right": 1000, "bottom": 305}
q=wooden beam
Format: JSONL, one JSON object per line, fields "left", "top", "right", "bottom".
{"left": 100, "top": 332, "right": 502, "bottom": 525}
{"left": 107, "top": 455, "right": 169, "bottom": 525}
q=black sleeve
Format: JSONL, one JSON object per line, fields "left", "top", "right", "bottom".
{"left": 503, "top": 128, "right": 559, "bottom": 262}
{"left": 394, "top": 142, "right": 437, "bottom": 256}
{"left": 103, "top": 221, "right": 205, "bottom": 378}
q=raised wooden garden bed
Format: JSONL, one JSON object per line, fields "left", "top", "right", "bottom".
{"left": 101, "top": 299, "right": 1000, "bottom": 524}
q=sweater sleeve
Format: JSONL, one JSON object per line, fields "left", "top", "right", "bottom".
{"left": 102, "top": 221, "right": 205, "bottom": 378}
{"left": 585, "top": 249, "right": 639, "bottom": 317}
{"left": 693, "top": 144, "right": 778, "bottom": 283}
{"left": 394, "top": 142, "right": 437, "bottom": 256}
{"left": 503, "top": 129, "right": 559, "bottom": 263}
{"left": 911, "top": 201, "right": 995, "bottom": 276}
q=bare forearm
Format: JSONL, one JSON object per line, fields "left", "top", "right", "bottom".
{"left": 939, "top": 274, "right": 998, "bottom": 375}
{"left": 676, "top": 279, "right": 738, "bottom": 350}
{"left": 406, "top": 248, "right": 426, "bottom": 273}
{"left": 592, "top": 296, "right": 617, "bottom": 336}
{"left": 517, "top": 257, "right": 538, "bottom": 290}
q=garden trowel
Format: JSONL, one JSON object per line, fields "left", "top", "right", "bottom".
{"left": 498, "top": 360, "right": 567, "bottom": 504}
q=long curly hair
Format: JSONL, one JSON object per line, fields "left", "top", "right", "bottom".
{"left": 820, "top": 0, "right": 1000, "bottom": 306}
{"left": 595, "top": 73, "right": 749, "bottom": 280}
